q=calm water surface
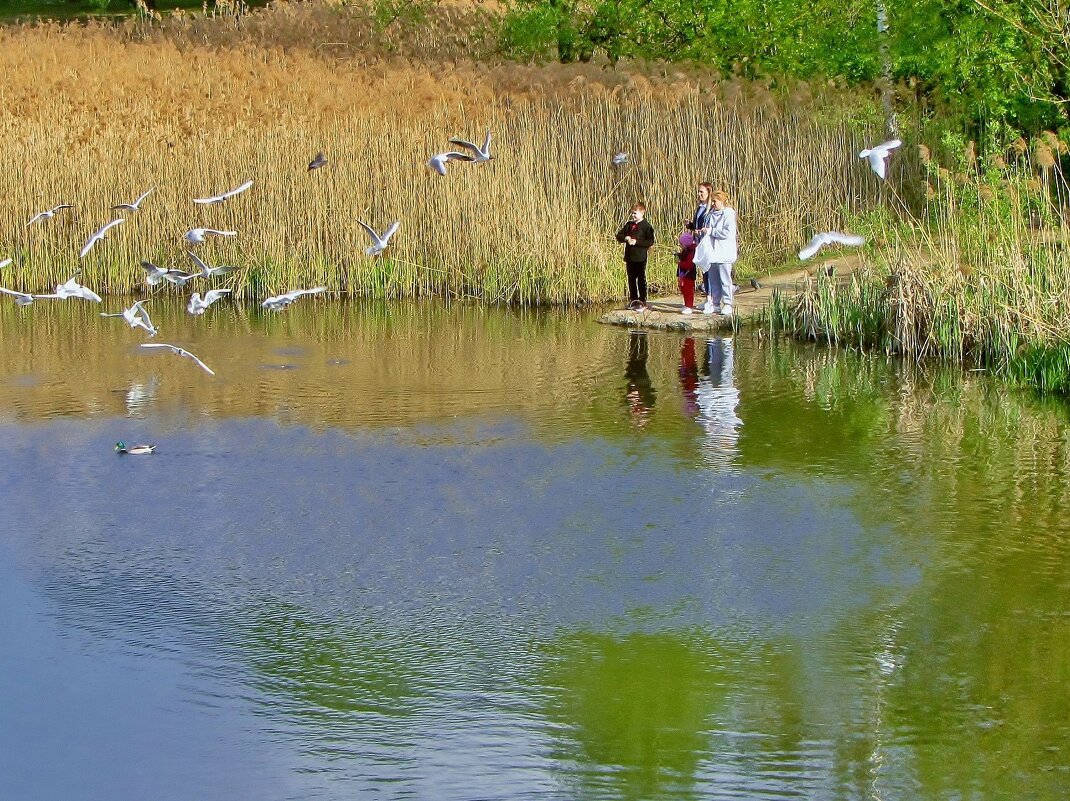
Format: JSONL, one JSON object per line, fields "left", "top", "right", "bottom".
{"left": 1, "top": 299, "right": 1068, "bottom": 800}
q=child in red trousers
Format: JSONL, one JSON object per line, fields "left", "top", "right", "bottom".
{"left": 677, "top": 229, "right": 697, "bottom": 314}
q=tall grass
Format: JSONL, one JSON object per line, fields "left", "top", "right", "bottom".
{"left": 765, "top": 133, "right": 1070, "bottom": 393}
{"left": 0, "top": 4, "right": 889, "bottom": 304}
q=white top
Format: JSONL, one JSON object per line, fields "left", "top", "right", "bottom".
{"left": 706, "top": 207, "right": 738, "bottom": 263}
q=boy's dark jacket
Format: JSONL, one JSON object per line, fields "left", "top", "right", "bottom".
{"left": 615, "top": 219, "right": 655, "bottom": 262}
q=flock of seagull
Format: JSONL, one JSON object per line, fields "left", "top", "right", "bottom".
{"left": 3, "top": 128, "right": 898, "bottom": 452}
{"left": 1, "top": 132, "right": 500, "bottom": 385}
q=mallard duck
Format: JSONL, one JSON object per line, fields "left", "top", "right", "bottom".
{"left": 115, "top": 441, "right": 156, "bottom": 455}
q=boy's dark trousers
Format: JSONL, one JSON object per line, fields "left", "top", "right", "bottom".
{"left": 626, "top": 260, "right": 647, "bottom": 304}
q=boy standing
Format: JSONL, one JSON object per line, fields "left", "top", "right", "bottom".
{"left": 615, "top": 202, "right": 655, "bottom": 310}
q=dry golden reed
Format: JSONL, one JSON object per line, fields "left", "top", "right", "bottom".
{"left": 0, "top": 5, "right": 888, "bottom": 304}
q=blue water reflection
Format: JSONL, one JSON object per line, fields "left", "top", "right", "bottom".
{"left": 1, "top": 309, "right": 1068, "bottom": 800}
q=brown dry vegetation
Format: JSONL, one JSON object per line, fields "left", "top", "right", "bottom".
{"left": 0, "top": 2, "right": 890, "bottom": 303}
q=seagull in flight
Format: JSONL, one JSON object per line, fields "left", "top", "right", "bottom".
{"left": 859, "top": 139, "right": 902, "bottom": 179}
{"left": 79, "top": 218, "right": 124, "bottom": 259}
{"left": 799, "top": 231, "right": 866, "bottom": 261}
{"left": 142, "top": 260, "right": 194, "bottom": 288}
{"left": 612, "top": 152, "right": 629, "bottom": 166}
{"left": 261, "top": 286, "right": 326, "bottom": 311}
{"left": 448, "top": 131, "right": 493, "bottom": 163}
{"left": 140, "top": 343, "right": 215, "bottom": 375}
{"left": 27, "top": 204, "right": 74, "bottom": 227}
{"left": 427, "top": 151, "right": 474, "bottom": 176}
{"left": 101, "top": 300, "right": 157, "bottom": 336}
{"left": 54, "top": 274, "right": 103, "bottom": 302}
{"left": 112, "top": 187, "right": 155, "bottom": 211}
{"left": 193, "top": 180, "right": 254, "bottom": 205}
{"left": 356, "top": 220, "right": 400, "bottom": 257}
{"left": 308, "top": 153, "right": 328, "bottom": 171}
{"left": 187, "top": 289, "right": 231, "bottom": 315}
{"left": 184, "top": 228, "right": 237, "bottom": 245}
{"left": 187, "top": 251, "right": 235, "bottom": 279}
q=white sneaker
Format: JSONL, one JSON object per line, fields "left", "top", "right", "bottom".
{"left": 703, "top": 301, "right": 715, "bottom": 315}
{"left": 721, "top": 304, "right": 733, "bottom": 317}
{"left": 681, "top": 306, "right": 693, "bottom": 315}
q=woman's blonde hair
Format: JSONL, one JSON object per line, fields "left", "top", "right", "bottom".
{"left": 711, "top": 190, "right": 731, "bottom": 206}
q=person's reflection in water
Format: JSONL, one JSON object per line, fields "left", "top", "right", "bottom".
{"left": 697, "top": 337, "right": 742, "bottom": 459}
{"left": 678, "top": 337, "right": 699, "bottom": 418}
{"left": 624, "top": 331, "right": 656, "bottom": 427}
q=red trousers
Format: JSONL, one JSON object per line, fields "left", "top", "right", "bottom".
{"left": 678, "top": 276, "right": 695, "bottom": 308}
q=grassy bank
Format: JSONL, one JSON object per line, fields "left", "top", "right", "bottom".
{"left": 0, "top": 2, "right": 891, "bottom": 304}
{"left": 764, "top": 136, "right": 1070, "bottom": 393}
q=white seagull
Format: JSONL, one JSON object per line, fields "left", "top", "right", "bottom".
{"left": 184, "top": 228, "right": 237, "bottom": 245}
{"left": 448, "top": 131, "right": 493, "bottom": 163}
{"left": 27, "top": 204, "right": 74, "bottom": 226}
{"left": 356, "top": 220, "right": 400, "bottom": 257}
{"left": 859, "top": 139, "right": 902, "bottom": 180}
{"left": 112, "top": 187, "right": 155, "bottom": 211}
{"left": 261, "top": 286, "right": 326, "bottom": 311}
{"left": 54, "top": 274, "right": 103, "bottom": 302}
{"left": 193, "top": 179, "right": 254, "bottom": 205}
{"left": 101, "top": 300, "right": 157, "bottom": 336}
{"left": 187, "top": 251, "right": 235, "bottom": 279}
{"left": 426, "top": 151, "right": 475, "bottom": 176}
{"left": 187, "top": 289, "right": 231, "bottom": 316}
{"left": 799, "top": 231, "right": 866, "bottom": 261}
{"left": 140, "top": 343, "right": 215, "bottom": 376}
{"left": 612, "top": 151, "right": 629, "bottom": 166}
{"left": 79, "top": 218, "right": 124, "bottom": 259}
{"left": 142, "top": 260, "right": 192, "bottom": 288}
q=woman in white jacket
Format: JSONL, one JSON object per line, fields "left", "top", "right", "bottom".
{"left": 703, "top": 190, "right": 738, "bottom": 316}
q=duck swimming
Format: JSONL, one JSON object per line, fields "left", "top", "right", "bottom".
{"left": 115, "top": 441, "right": 156, "bottom": 455}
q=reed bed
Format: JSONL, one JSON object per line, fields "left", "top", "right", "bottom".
{"left": 0, "top": 7, "right": 888, "bottom": 304}
{"left": 764, "top": 134, "right": 1070, "bottom": 393}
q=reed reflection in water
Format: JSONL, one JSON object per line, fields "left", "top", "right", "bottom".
{"left": 1, "top": 301, "right": 1069, "bottom": 801}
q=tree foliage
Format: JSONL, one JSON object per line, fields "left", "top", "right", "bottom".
{"left": 499, "top": 0, "right": 1065, "bottom": 132}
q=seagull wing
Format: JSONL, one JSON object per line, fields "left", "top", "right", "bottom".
{"left": 448, "top": 137, "right": 480, "bottom": 156}
{"left": 202, "top": 229, "right": 237, "bottom": 237}
{"left": 0, "top": 286, "right": 32, "bottom": 302}
{"left": 80, "top": 285, "right": 104, "bottom": 303}
{"left": 141, "top": 343, "right": 215, "bottom": 375}
{"left": 133, "top": 301, "right": 155, "bottom": 331}
{"left": 798, "top": 233, "right": 827, "bottom": 261}
{"left": 221, "top": 180, "right": 254, "bottom": 200}
{"left": 203, "top": 289, "right": 231, "bottom": 305}
{"left": 0, "top": 258, "right": 12, "bottom": 269}
{"left": 381, "top": 221, "right": 400, "bottom": 246}
{"left": 53, "top": 204, "right": 74, "bottom": 212}
{"left": 427, "top": 155, "right": 448, "bottom": 175}
{"left": 356, "top": 220, "right": 383, "bottom": 247}
{"left": 133, "top": 187, "right": 155, "bottom": 207}
{"left": 182, "top": 350, "right": 215, "bottom": 374}
{"left": 869, "top": 151, "right": 888, "bottom": 179}
{"left": 193, "top": 193, "right": 223, "bottom": 204}
{"left": 828, "top": 232, "right": 866, "bottom": 248}
{"left": 186, "top": 250, "right": 211, "bottom": 276}
{"left": 481, "top": 130, "right": 492, "bottom": 154}
{"left": 876, "top": 139, "right": 902, "bottom": 154}
{"left": 26, "top": 211, "right": 47, "bottom": 226}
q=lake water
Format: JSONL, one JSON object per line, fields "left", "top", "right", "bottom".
{"left": 1, "top": 298, "right": 1068, "bottom": 800}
